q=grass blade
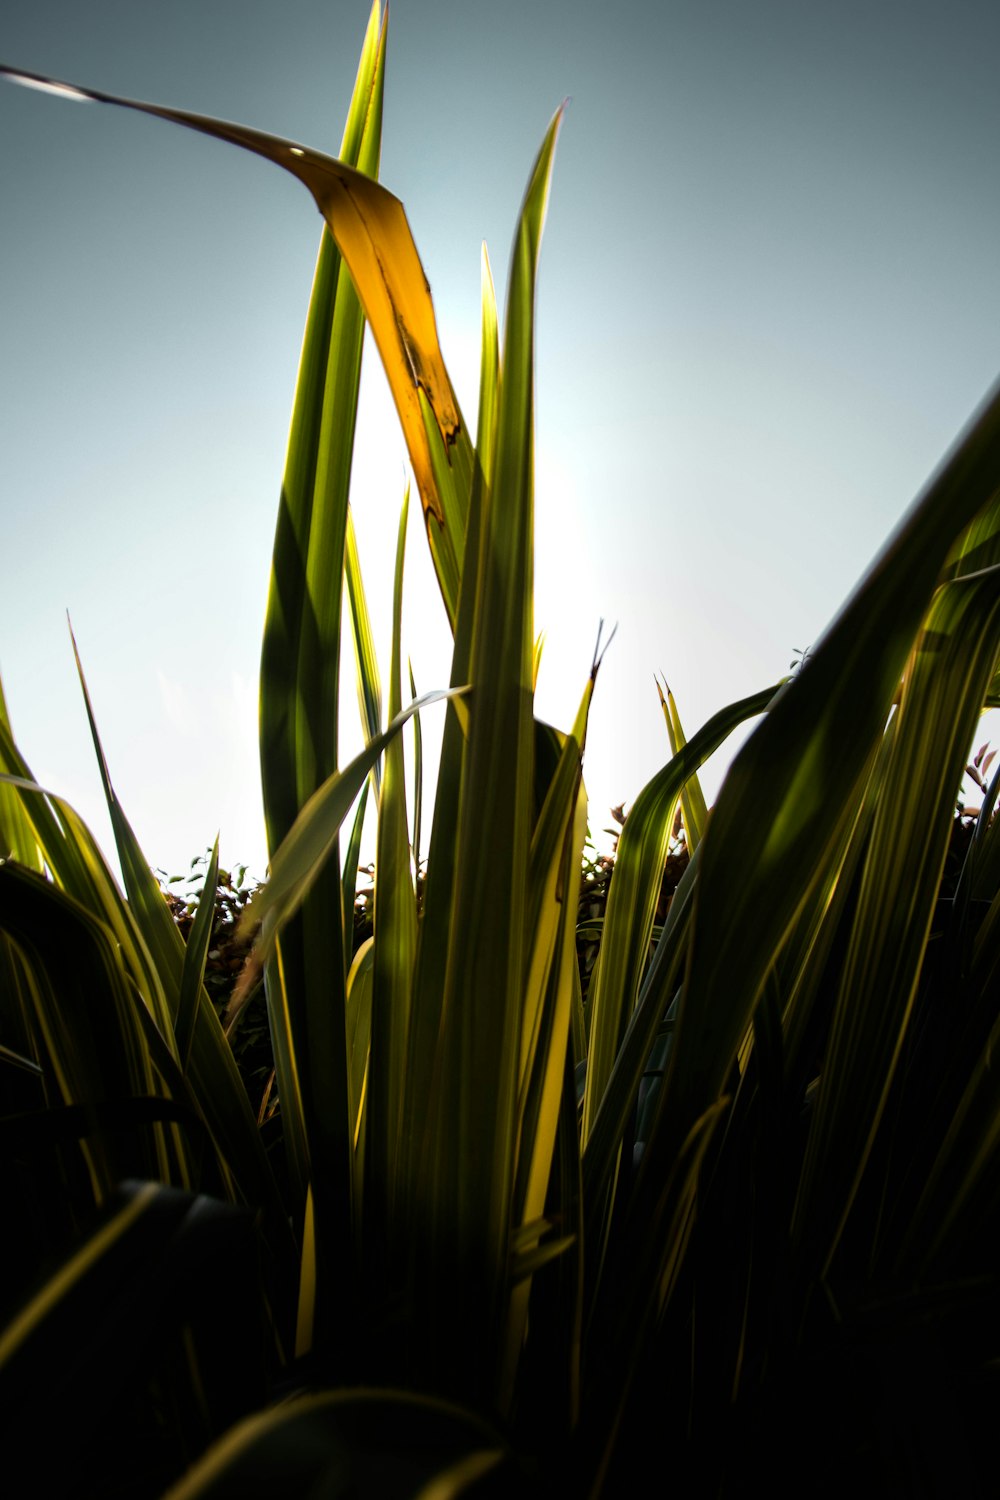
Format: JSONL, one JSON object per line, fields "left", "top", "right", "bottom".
{"left": 366, "top": 489, "right": 419, "bottom": 1260}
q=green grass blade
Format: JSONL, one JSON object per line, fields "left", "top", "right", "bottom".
{"left": 581, "top": 683, "right": 779, "bottom": 1149}
{"left": 652, "top": 385, "right": 1000, "bottom": 1186}
{"left": 345, "top": 937, "right": 375, "bottom": 1152}
{"left": 503, "top": 745, "right": 590, "bottom": 1407}
{"left": 0, "top": 676, "right": 43, "bottom": 870}
{"left": 0, "top": 864, "right": 170, "bottom": 1193}
{"left": 409, "top": 660, "right": 423, "bottom": 870}
{"left": 580, "top": 843, "right": 701, "bottom": 1256}
{"left": 403, "top": 246, "right": 500, "bottom": 1122}
{"left": 406, "top": 109, "right": 564, "bottom": 1405}
{"left": 656, "top": 676, "right": 709, "bottom": 851}
{"left": 254, "top": 9, "right": 386, "bottom": 1341}
{"left": 512, "top": 670, "right": 598, "bottom": 1237}
{"left": 366, "top": 489, "right": 418, "bottom": 1253}
{"left": 794, "top": 559, "right": 1000, "bottom": 1275}
{"left": 239, "top": 688, "right": 464, "bottom": 986}
{"left": 588, "top": 393, "right": 1000, "bottom": 1429}
{"left": 0, "top": 730, "right": 169, "bottom": 1021}
{"left": 341, "top": 777, "right": 371, "bottom": 944}
{"left": 68, "top": 637, "right": 284, "bottom": 1201}
{"left": 175, "top": 837, "right": 221, "bottom": 1073}
{"left": 345, "top": 504, "right": 383, "bottom": 795}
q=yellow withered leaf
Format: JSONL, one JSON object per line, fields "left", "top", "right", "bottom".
{"left": 0, "top": 62, "right": 466, "bottom": 533}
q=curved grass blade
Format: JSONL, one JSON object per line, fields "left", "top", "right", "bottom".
{"left": 253, "top": 6, "right": 385, "bottom": 1338}
{"left": 57, "top": 638, "right": 292, "bottom": 1265}
{"left": 0, "top": 675, "right": 43, "bottom": 870}
{"left": 0, "top": 863, "right": 167, "bottom": 1195}
{"left": 236, "top": 687, "right": 464, "bottom": 995}
{"left": 651, "top": 385, "right": 1000, "bottom": 1196}
{"left": 581, "top": 683, "right": 779, "bottom": 1150}
{"left": 590, "top": 394, "right": 1000, "bottom": 1427}
{"left": 0, "top": 45, "right": 474, "bottom": 588}
{"left": 791, "top": 561, "right": 1000, "bottom": 1276}
{"left": 0, "top": 741, "right": 172, "bottom": 1036}
{"left": 159, "top": 1389, "right": 509, "bottom": 1500}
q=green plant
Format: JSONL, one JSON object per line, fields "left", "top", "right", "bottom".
{"left": 4, "top": 6, "right": 1000, "bottom": 1494}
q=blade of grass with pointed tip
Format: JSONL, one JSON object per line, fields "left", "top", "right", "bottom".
{"left": 406, "top": 111, "right": 563, "bottom": 1404}
{"left": 0, "top": 771, "right": 276, "bottom": 1227}
{"left": 514, "top": 693, "right": 594, "bottom": 1222}
{"left": 61, "top": 640, "right": 294, "bottom": 1273}
{"left": 656, "top": 677, "right": 709, "bottom": 851}
{"left": 532, "top": 632, "right": 546, "bottom": 693}
{"left": 0, "top": 767, "right": 173, "bottom": 1035}
{"left": 175, "top": 837, "right": 220, "bottom": 1073}
{"left": 401, "top": 246, "right": 500, "bottom": 1179}
{"left": 366, "top": 489, "right": 418, "bottom": 1250}
{"left": 0, "top": 732, "right": 172, "bottom": 1024}
{"left": 254, "top": 9, "right": 386, "bottom": 1337}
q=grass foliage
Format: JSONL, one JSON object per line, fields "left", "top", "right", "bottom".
{"left": 3, "top": 6, "right": 1000, "bottom": 1493}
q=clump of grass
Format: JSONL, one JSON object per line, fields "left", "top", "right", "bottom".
{"left": 4, "top": 6, "right": 1000, "bottom": 1495}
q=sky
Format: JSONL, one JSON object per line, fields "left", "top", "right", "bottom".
{"left": 2, "top": 0, "right": 999, "bottom": 884}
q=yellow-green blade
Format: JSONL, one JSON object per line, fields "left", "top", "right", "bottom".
{"left": 175, "top": 837, "right": 220, "bottom": 1074}
{"left": 238, "top": 687, "right": 464, "bottom": 985}
{"left": 656, "top": 384, "right": 1000, "bottom": 1177}
{"left": 345, "top": 504, "right": 384, "bottom": 794}
{"left": 793, "top": 558, "right": 1000, "bottom": 1276}
{"left": 656, "top": 676, "right": 709, "bottom": 851}
{"left": 366, "top": 489, "right": 418, "bottom": 1257}
{"left": 0, "top": 676, "right": 43, "bottom": 870}
{"left": 581, "top": 683, "right": 779, "bottom": 1150}
{"left": 407, "top": 109, "right": 564, "bottom": 1405}
{"left": 404, "top": 245, "right": 500, "bottom": 1122}
{"left": 254, "top": 8, "right": 386, "bottom": 1344}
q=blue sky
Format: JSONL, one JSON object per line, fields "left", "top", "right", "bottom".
{"left": 2, "top": 0, "right": 999, "bottom": 880}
